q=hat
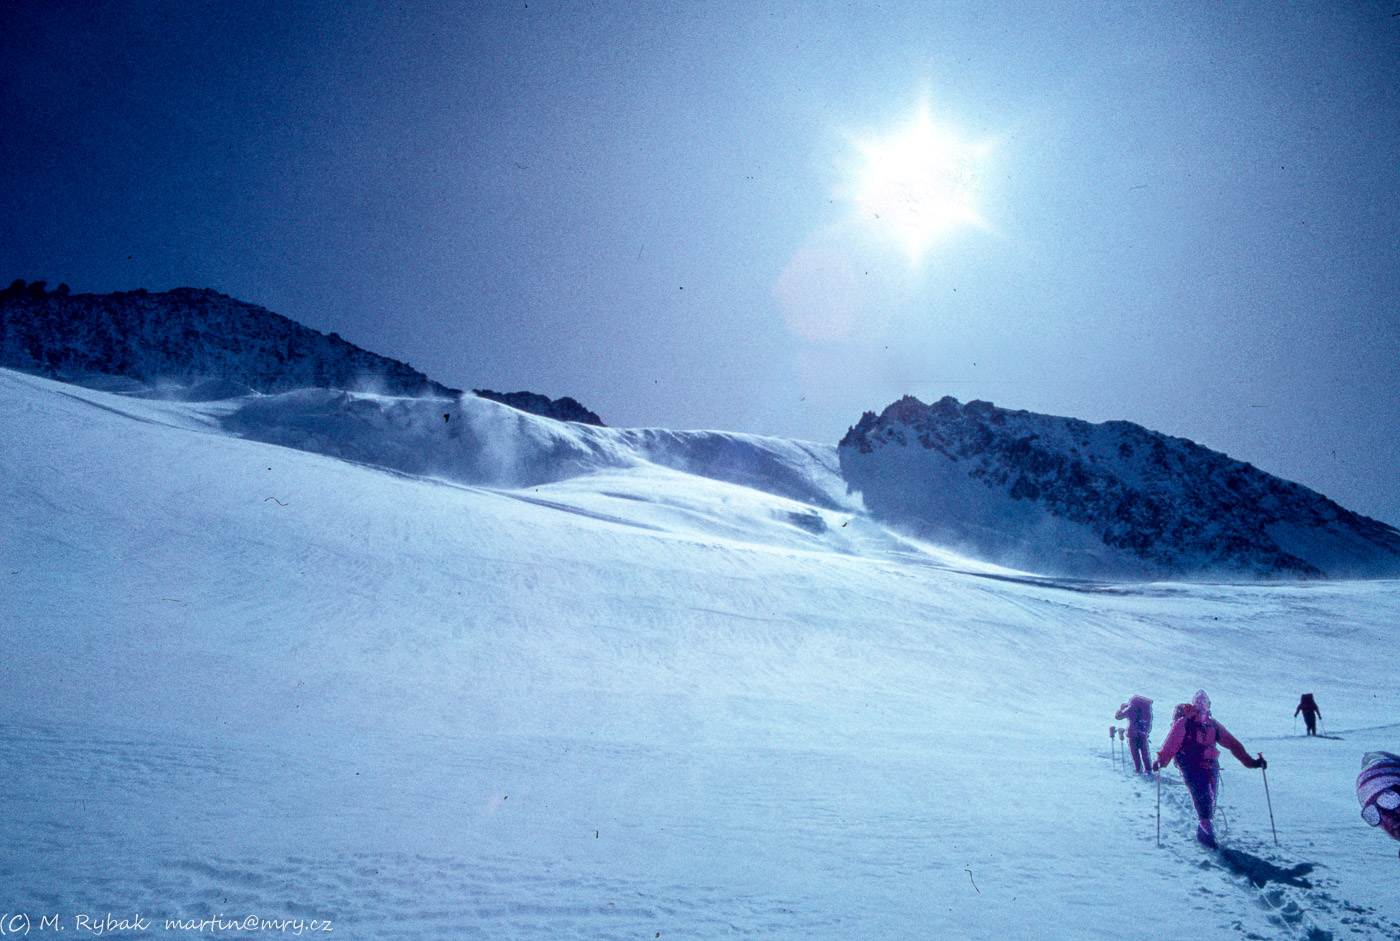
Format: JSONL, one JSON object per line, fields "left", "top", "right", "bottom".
{"left": 1357, "top": 751, "right": 1400, "bottom": 827}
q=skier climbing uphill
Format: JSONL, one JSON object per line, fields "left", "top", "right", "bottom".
{"left": 1357, "top": 751, "right": 1400, "bottom": 857}
{"left": 1295, "top": 693, "right": 1322, "bottom": 735}
{"left": 1115, "top": 695, "right": 1153, "bottom": 774}
{"left": 1153, "top": 690, "right": 1266, "bottom": 848}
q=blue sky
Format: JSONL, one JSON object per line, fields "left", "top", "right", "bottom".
{"left": 4, "top": 0, "right": 1398, "bottom": 524}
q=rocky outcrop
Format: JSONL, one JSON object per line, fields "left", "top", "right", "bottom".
{"left": 0, "top": 282, "right": 459, "bottom": 397}
{"left": 472, "top": 389, "right": 605, "bottom": 426}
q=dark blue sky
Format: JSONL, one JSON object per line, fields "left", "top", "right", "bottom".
{"left": 4, "top": 1, "right": 1399, "bottom": 525}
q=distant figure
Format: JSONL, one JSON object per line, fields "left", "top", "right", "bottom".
{"left": 1357, "top": 751, "right": 1400, "bottom": 857}
{"left": 1115, "top": 695, "right": 1154, "bottom": 774}
{"left": 1295, "top": 693, "right": 1322, "bottom": 736}
{"left": 1154, "top": 690, "right": 1266, "bottom": 848}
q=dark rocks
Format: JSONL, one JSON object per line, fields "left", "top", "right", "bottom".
{"left": 472, "top": 389, "right": 605, "bottom": 426}
{"left": 0, "top": 284, "right": 460, "bottom": 398}
{"left": 838, "top": 395, "right": 1400, "bottom": 579}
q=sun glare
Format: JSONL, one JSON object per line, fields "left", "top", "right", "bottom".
{"left": 852, "top": 107, "right": 987, "bottom": 262}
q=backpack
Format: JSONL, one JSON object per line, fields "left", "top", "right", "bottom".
{"left": 1174, "top": 715, "right": 1219, "bottom": 770}
{"left": 1128, "top": 697, "right": 1153, "bottom": 736}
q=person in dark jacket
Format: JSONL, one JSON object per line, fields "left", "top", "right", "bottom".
{"left": 1115, "top": 695, "right": 1154, "bottom": 774}
{"left": 1153, "top": 690, "right": 1266, "bottom": 848}
{"left": 1295, "top": 693, "right": 1321, "bottom": 736}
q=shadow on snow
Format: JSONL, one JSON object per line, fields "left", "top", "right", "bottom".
{"left": 1216, "top": 847, "right": 1315, "bottom": 889}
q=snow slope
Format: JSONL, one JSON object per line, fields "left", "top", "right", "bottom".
{"left": 2, "top": 368, "right": 1399, "bottom": 940}
{"left": 217, "top": 384, "right": 854, "bottom": 509}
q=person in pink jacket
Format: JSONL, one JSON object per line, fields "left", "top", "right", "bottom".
{"left": 1115, "top": 695, "right": 1153, "bottom": 774}
{"left": 1152, "top": 690, "right": 1266, "bottom": 848}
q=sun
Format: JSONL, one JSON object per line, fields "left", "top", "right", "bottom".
{"left": 852, "top": 107, "right": 988, "bottom": 262}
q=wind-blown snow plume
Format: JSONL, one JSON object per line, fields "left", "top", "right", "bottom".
{"left": 216, "top": 385, "right": 853, "bottom": 508}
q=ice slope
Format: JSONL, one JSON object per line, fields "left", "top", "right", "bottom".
{"left": 2, "top": 367, "right": 1399, "bottom": 940}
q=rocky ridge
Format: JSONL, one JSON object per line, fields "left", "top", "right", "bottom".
{"left": 839, "top": 395, "right": 1400, "bottom": 579}
{"left": 0, "top": 282, "right": 604, "bottom": 424}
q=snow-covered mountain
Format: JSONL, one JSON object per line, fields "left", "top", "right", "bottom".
{"left": 4, "top": 366, "right": 1400, "bottom": 940}
{"left": 0, "top": 281, "right": 621, "bottom": 427}
{"left": 840, "top": 395, "right": 1400, "bottom": 580}
{"left": 0, "top": 281, "right": 457, "bottom": 397}
{"left": 9, "top": 281, "right": 1398, "bottom": 581}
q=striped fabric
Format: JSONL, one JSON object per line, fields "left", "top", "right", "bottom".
{"left": 1357, "top": 751, "right": 1400, "bottom": 826}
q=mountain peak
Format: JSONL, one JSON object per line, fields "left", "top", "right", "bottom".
{"left": 0, "top": 284, "right": 461, "bottom": 398}
{"left": 839, "top": 395, "right": 1400, "bottom": 579}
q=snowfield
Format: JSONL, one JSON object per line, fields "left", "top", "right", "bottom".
{"left": 2, "top": 367, "right": 1398, "bottom": 940}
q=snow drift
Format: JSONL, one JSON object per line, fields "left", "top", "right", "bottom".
{"left": 219, "top": 385, "right": 853, "bottom": 510}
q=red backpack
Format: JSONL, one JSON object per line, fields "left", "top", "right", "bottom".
{"left": 1175, "top": 715, "right": 1220, "bottom": 769}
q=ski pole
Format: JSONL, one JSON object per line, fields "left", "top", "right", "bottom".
{"left": 1156, "top": 768, "right": 1161, "bottom": 846}
{"left": 1260, "top": 756, "right": 1278, "bottom": 846}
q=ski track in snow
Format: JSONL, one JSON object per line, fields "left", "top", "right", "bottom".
{"left": 1107, "top": 746, "right": 1400, "bottom": 941}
